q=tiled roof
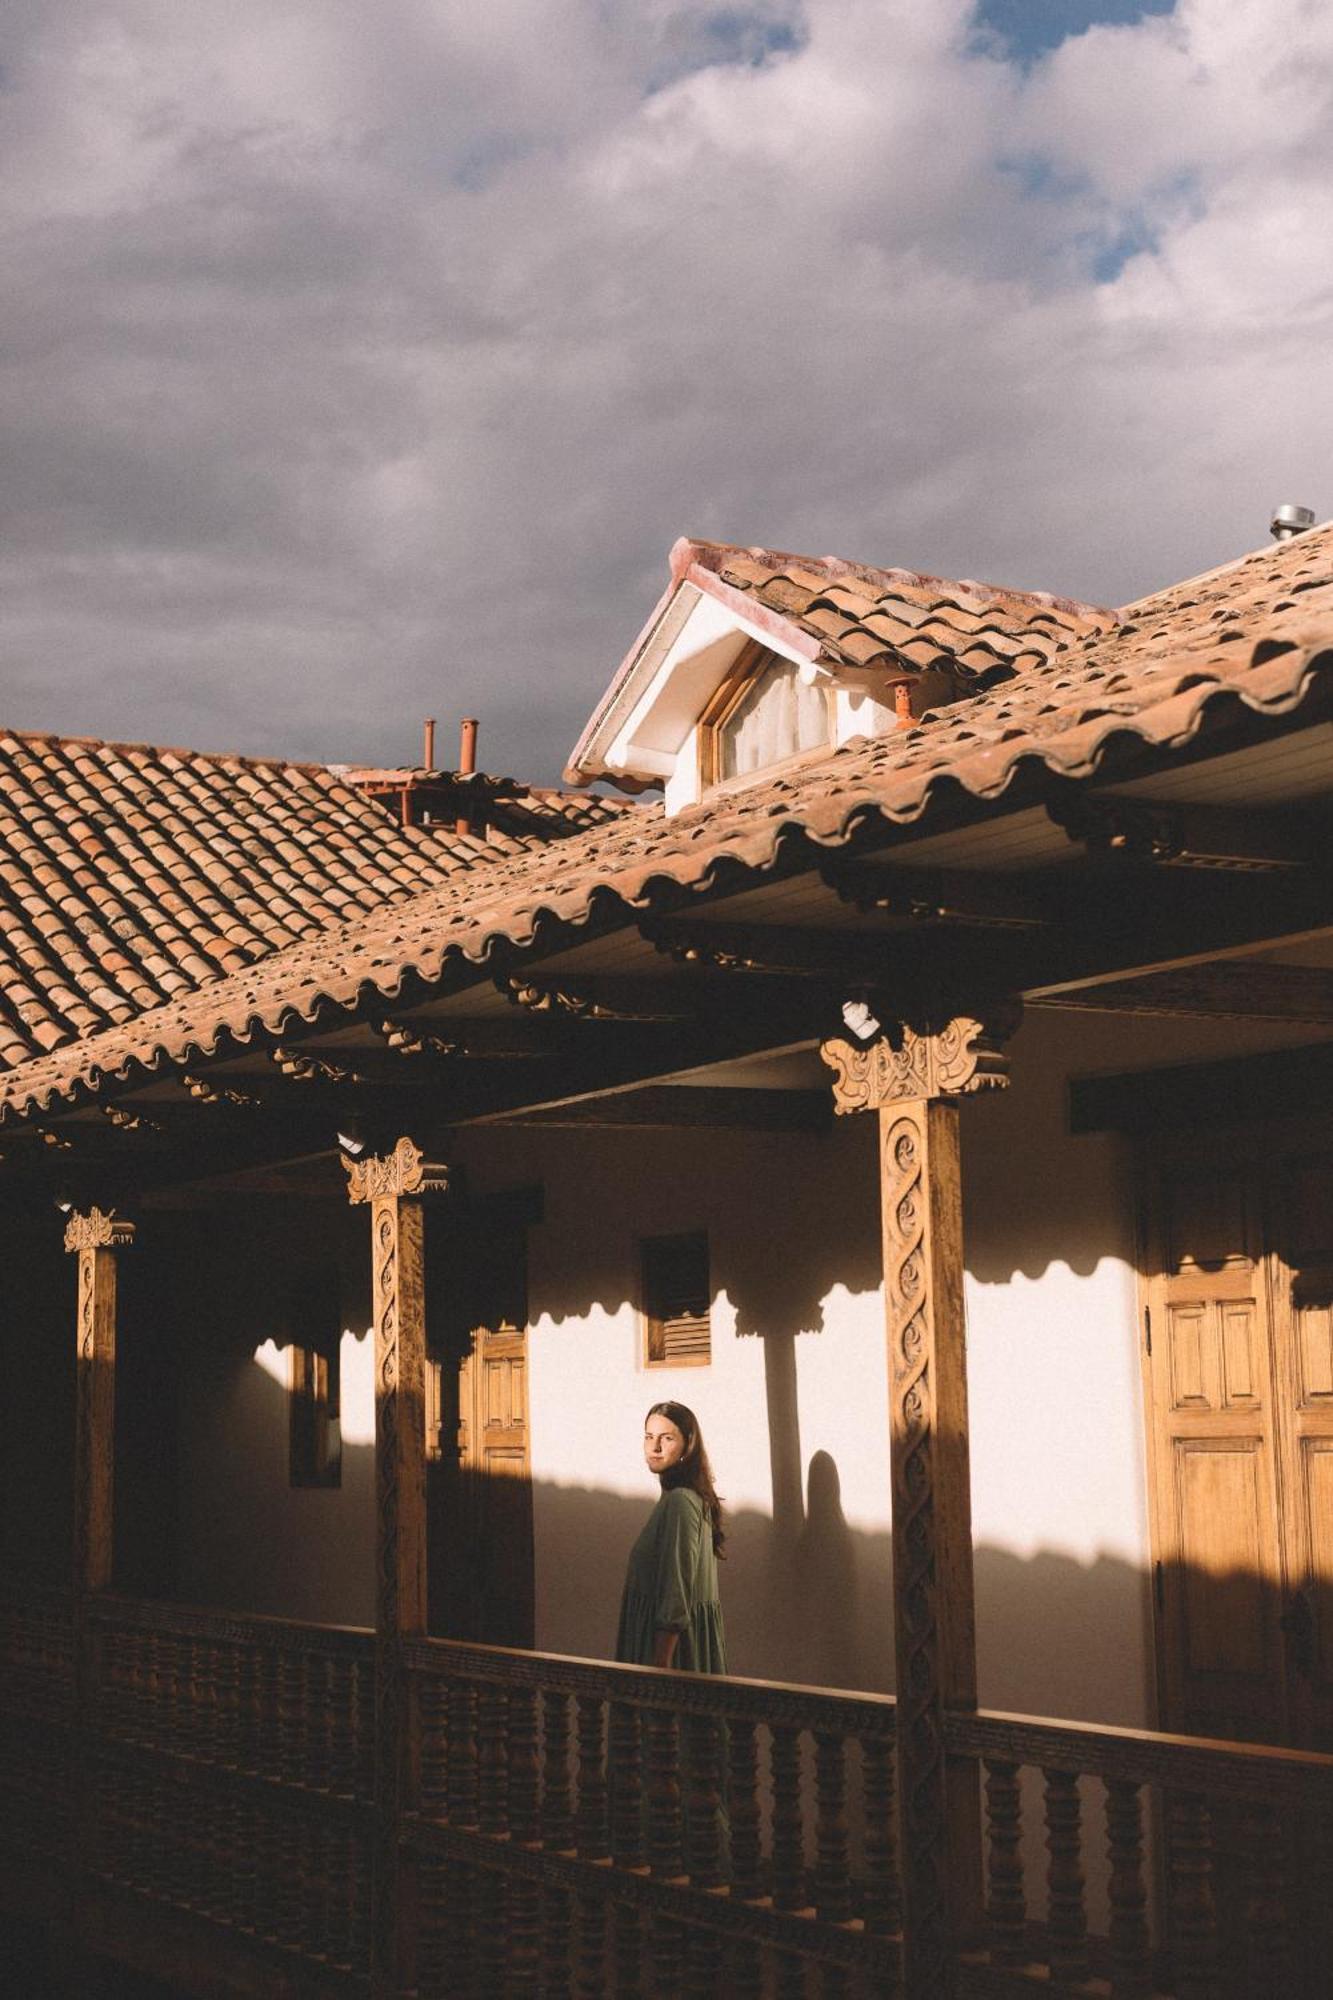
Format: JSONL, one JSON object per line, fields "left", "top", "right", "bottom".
{"left": 565, "top": 536, "right": 1116, "bottom": 783}
{"left": 6, "top": 522, "right": 1332, "bottom": 1123}
{"left": 686, "top": 539, "right": 1114, "bottom": 681}
{"left": 0, "top": 729, "right": 630, "bottom": 1071}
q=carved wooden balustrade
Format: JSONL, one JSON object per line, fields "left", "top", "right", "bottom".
{"left": 0, "top": 1580, "right": 75, "bottom": 1874}
{"left": 11, "top": 1580, "right": 1333, "bottom": 1997}
{"left": 84, "top": 1594, "right": 376, "bottom": 1985}
{"left": 403, "top": 1635, "right": 901, "bottom": 2000}
{"left": 947, "top": 1708, "right": 1333, "bottom": 1999}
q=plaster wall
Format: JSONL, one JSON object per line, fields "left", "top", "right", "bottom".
{"left": 171, "top": 1197, "right": 378, "bottom": 1626}
{"left": 148, "top": 1004, "right": 1325, "bottom": 1725}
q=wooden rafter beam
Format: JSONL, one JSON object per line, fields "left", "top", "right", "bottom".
{"left": 1048, "top": 795, "right": 1323, "bottom": 873}
{"left": 1070, "top": 1040, "right": 1333, "bottom": 1136}
{"left": 819, "top": 859, "right": 1057, "bottom": 930}
{"left": 1033, "top": 959, "right": 1333, "bottom": 1023}
{"left": 479, "top": 1086, "right": 831, "bottom": 1132}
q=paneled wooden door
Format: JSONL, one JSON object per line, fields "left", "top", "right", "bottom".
{"left": 426, "top": 1205, "right": 535, "bottom": 1649}
{"left": 455, "top": 1314, "right": 534, "bottom": 1649}
{"left": 1141, "top": 1139, "right": 1333, "bottom": 1750}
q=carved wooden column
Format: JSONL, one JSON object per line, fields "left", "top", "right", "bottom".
{"left": 822, "top": 1015, "right": 1013, "bottom": 1999}
{"left": 64, "top": 1206, "right": 136, "bottom": 1593}
{"left": 63, "top": 1205, "right": 134, "bottom": 1992}
{"left": 345, "top": 1136, "right": 451, "bottom": 1998}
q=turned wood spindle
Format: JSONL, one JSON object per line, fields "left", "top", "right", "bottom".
{"left": 685, "top": 1918, "right": 724, "bottom": 2000}
{"left": 646, "top": 1706, "right": 684, "bottom": 1880}
{"left": 448, "top": 1679, "right": 480, "bottom": 1828}
{"left": 543, "top": 1880, "right": 575, "bottom": 1997}
{"left": 725, "top": 1936, "right": 765, "bottom": 2000}
{"left": 577, "top": 1693, "right": 610, "bottom": 1861}
{"left": 861, "top": 1731, "right": 901, "bottom": 1936}
{"left": 543, "top": 1688, "right": 575, "bottom": 1851}
{"left": 508, "top": 1687, "right": 543, "bottom": 1985}
{"left": 1105, "top": 1776, "right": 1151, "bottom": 1997}
{"left": 1235, "top": 1798, "right": 1289, "bottom": 1998}
{"left": 771, "top": 1724, "right": 806, "bottom": 1912}
{"left": 610, "top": 1698, "right": 645, "bottom": 1869}
{"left": 814, "top": 1730, "right": 853, "bottom": 1924}
{"left": 685, "top": 1710, "right": 725, "bottom": 1891}
{"left": 774, "top": 1946, "right": 808, "bottom": 2000}
{"left": 727, "top": 1716, "right": 762, "bottom": 1900}
{"left": 1043, "top": 1767, "right": 1089, "bottom": 1983}
{"left": 478, "top": 1681, "right": 510, "bottom": 1837}
{"left": 476, "top": 1865, "right": 508, "bottom": 1994}
{"left": 613, "top": 1901, "right": 643, "bottom": 1999}
{"left": 1167, "top": 1792, "right": 1220, "bottom": 2000}
{"left": 983, "top": 1757, "right": 1026, "bottom": 1968}
{"left": 417, "top": 1674, "right": 448, "bottom": 1822}
{"left": 574, "top": 1891, "right": 608, "bottom": 1999}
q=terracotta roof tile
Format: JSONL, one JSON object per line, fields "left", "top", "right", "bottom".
{"left": 0, "top": 730, "right": 630, "bottom": 1071}
{"left": 8, "top": 522, "right": 1333, "bottom": 1124}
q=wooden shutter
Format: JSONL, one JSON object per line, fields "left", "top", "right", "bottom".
{"left": 642, "top": 1232, "right": 711, "bottom": 1366}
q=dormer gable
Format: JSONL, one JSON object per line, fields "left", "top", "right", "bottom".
{"left": 565, "top": 536, "right": 1113, "bottom": 813}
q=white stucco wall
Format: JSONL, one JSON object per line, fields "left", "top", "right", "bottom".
{"left": 161, "top": 1004, "right": 1321, "bottom": 1725}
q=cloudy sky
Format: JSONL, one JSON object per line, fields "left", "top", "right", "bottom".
{"left": 2, "top": 1, "right": 1330, "bottom": 782}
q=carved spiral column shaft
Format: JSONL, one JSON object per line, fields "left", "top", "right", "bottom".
{"left": 346, "top": 1138, "right": 451, "bottom": 1999}
{"left": 64, "top": 1205, "right": 135, "bottom": 1990}
{"left": 822, "top": 1014, "right": 1015, "bottom": 2000}
{"left": 65, "top": 1208, "right": 135, "bottom": 1593}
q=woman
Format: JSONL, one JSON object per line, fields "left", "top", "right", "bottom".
{"left": 615, "top": 1401, "right": 728, "bottom": 1674}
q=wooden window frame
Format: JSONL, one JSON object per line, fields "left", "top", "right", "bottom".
{"left": 698, "top": 642, "right": 836, "bottom": 793}
{"left": 640, "top": 1230, "right": 712, "bottom": 1369}
{"left": 289, "top": 1331, "right": 342, "bottom": 1490}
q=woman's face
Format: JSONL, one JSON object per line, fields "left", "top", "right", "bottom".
{"left": 644, "top": 1413, "right": 687, "bottom": 1476}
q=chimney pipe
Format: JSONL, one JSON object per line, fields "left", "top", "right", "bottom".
{"left": 423, "top": 716, "right": 436, "bottom": 769}
{"left": 1271, "top": 503, "right": 1316, "bottom": 542}
{"left": 456, "top": 717, "right": 479, "bottom": 838}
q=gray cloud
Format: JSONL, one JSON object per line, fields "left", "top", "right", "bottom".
{"left": 1, "top": 0, "right": 1330, "bottom": 781}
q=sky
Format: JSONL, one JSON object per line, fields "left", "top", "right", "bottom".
{"left": 2, "top": 0, "right": 1330, "bottom": 782}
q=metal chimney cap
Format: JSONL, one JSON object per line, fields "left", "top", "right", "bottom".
{"left": 1271, "top": 503, "right": 1317, "bottom": 541}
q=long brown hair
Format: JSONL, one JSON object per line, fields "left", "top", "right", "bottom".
{"left": 647, "top": 1401, "right": 726, "bottom": 1558}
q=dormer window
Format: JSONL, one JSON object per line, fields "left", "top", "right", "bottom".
{"left": 702, "top": 647, "right": 832, "bottom": 788}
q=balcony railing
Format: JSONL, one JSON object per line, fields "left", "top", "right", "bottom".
{"left": 946, "top": 1708, "right": 1333, "bottom": 1998}
{"left": 403, "top": 1634, "right": 899, "bottom": 1998}
{"left": 4, "top": 1584, "right": 1333, "bottom": 1996}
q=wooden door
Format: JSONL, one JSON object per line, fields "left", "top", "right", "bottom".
{"left": 1143, "top": 1137, "right": 1333, "bottom": 1751}
{"left": 456, "top": 1312, "right": 534, "bottom": 1649}
{"left": 426, "top": 1210, "right": 534, "bottom": 1649}
{"left": 1270, "top": 1151, "right": 1333, "bottom": 1750}
{"left": 1141, "top": 1156, "right": 1289, "bottom": 1744}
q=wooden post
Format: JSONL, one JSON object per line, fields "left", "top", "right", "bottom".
{"left": 822, "top": 1015, "right": 1013, "bottom": 1998}
{"left": 63, "top": 1205, "right": 134, "bottom": 1993}
{"left": 64, "top": 1206, "right": 135, "bottom": 1592}
{"left": 345, "top": 1136, "right": 452, "bottom": 1998}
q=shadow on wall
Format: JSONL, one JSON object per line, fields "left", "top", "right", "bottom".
{"left": 532, "top": 1465, "right": 1153, "bottom": 1727}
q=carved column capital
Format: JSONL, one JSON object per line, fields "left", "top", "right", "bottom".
{"left": 343, "top": 1136, "right": 453, "bottom": 1205}
{"left": 820, "top": 1006, "right": 1020, "bottom": 1114}
{"left": 63, "top": 1206, "right": 136, "bottom": 1254}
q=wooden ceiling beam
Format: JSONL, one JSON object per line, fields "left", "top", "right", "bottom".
{"left": 479, "top": 1086, "right": 831, "bottom": 1132}
{"left": 819, "top": 859, "right": 1057, "bottom": 930}
{"left": 1032, "top": 959, "right": 1333, "bottom": 1024}
{"left": 1049, "top": 794, "right": 1324, "bottom": 873}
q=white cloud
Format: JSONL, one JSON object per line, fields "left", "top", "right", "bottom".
{"left": 0, "top": 1, "right": 1329, "bottom": 778}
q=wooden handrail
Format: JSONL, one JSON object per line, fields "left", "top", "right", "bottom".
{"left": 947, "top": 1705, "right": 1333, "bottom": 1798}
{"left": 86, "top": 1590, "right": 374, "bottom": 1656}
{"left": 402, "top": 1631, "right": 897, "bottom": 1736}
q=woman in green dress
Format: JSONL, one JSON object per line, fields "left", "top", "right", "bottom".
{"left": 615, "top": 1401, "right": 728, "bottom": 1674}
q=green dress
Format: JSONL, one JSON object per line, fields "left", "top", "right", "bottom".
{"left": 615, "top": 1485, "right": 727, "bottom": 1673}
